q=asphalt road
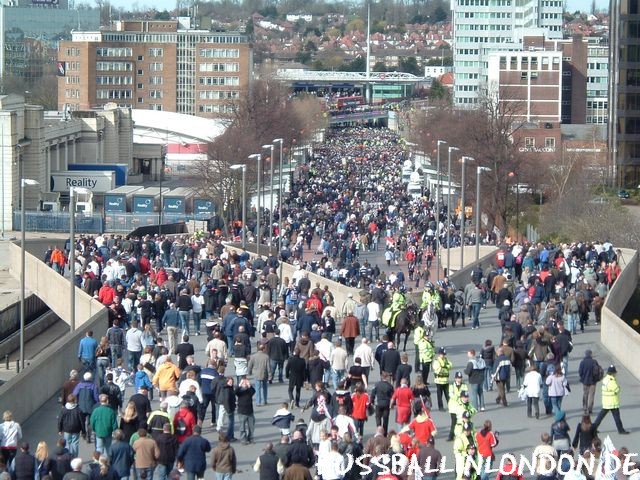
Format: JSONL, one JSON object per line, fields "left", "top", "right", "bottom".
{"left": 21, "top": 298, "right": 640, "bottom": 479}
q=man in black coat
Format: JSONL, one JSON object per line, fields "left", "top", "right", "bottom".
{"left": 285, "top": 349, "right": 306, "bottom": 408}
{"left": 381, "top": 341, "right": 401, "bottom": 378}
{"left": 284, "top": 431, "right": 315, "bottom": 467}
{"left": 266, "top": 331, "right": 289, "bottom": 383}
{"left": 370, "top": 372, "right": 394, "bottom": 435}
{"left": 128, "top": 387, "right": 152, "bottom": 427}
{"left": 175, "top": 335, "right": 195, "bottom": 370}
{"left": 578, "top": 349, "right": 598, "bottom": 415}
{"left": 155, "top": 424, "right": 179, "bottom": 480}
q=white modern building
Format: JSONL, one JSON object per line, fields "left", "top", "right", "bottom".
{"left": 586, "top": 37, "right": 609, "bottom": 125}
{"left": 451, "top": 0, "right": 563, "bottom": 106}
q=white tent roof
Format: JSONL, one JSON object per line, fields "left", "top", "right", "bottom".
{"left": 132, "top": 109, "right": 227, "bottom": 145}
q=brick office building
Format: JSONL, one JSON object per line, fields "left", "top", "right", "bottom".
{"left": 57, "top": 19, "right": 252, "bottom": 119}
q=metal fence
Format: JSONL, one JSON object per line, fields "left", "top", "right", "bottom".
{"left": 14, "top": 211, "right": 211, "bottom": 234}
{"left": 14, "top": 212, "right": 103, "bottom": 233}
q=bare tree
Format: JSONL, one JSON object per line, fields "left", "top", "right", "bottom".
{"left": 191, "top": 77, "right": 326, "bottom": 228}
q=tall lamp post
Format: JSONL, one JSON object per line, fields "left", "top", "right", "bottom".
{"left": 20, "top": 178, "right": 39, "bottom": 370}
{"left": 475, "top": 166, "right": 491, "bottom": 262}
{"left": 435, "top": 140, "right": 446, "bottom": 283}
{"left": 508, "top": 171, "right": 519, "bottom": 242}
{"left": 70, "top": 186, "right": 90, "bottom": 333}
{"left": 446, "top": 146, "right": 459, "bottom": 276}
{"left": 273, "top": 138, "right": 284, "bottom": 254}
{"left": 248, "top": 153, "right": 262, "bottom": 257}
{"left": 230, "top": 165, "right": 247, "bottom": 249}
{"left": 460, "top": 156, "right": 474, "bottom": 271}
{"left": 262, "top": 144, "right": 275, "bottom": 251}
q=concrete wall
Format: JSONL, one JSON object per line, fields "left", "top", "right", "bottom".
{"left": 601, "top": 248, "right": 640, "bottom": 380}
{"left": 0, "top": 311, "right": 107, "bottom": 422}
{"left": 8, "top": 242, "right": 106, "bottom": 328}
{"left": 0, "top": 242, "right": 108, "bottom": 423}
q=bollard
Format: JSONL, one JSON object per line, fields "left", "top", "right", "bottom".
{"left": 4, "top": 355, "right": 8, "bottom": 370}
{"left": 16, "top": 359, "right": 19, "bottom": 373}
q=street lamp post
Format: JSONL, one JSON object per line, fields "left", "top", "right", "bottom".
{"left": 262, "top": 144, "right": 275, "bottom": 251}
{"left": 460, "top": 156, "right": 474, "bottom": 270}
{"left": 475, "top": 166, "right": 491, "bottom": 262}
{"left": 273, "top": 138, "right": 284, "bottom": 256}
{"left": 508, "top": 171, "right": 519, "bottom": 242}
{"left": 20, "top": 178, "right": 39, "bottom": 370}
{"left": 435, "top": 140, "right": 446, "bottom": 283}
{"left": 69, "top": 186, "right": 89, "bottom": 333}
{"left": 446, "top": 146, "right": 459, "bottom": 276}
{"left": 230, "top": 165, "right": 246, "bottom": 249}
{"left": 249, "top": 153, "right": 262, "bottom": 257}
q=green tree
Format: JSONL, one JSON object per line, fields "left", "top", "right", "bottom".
{"left": 428, "top": 79, "right": 449, "bottom": 101}
{"left": 426, "top": 56, "right": 453, "bottom": 66}
{"left": 311, "top": 59, "right": 326, "bottom": 70}
{"left": 295, "top": 51, "right": 312, "bottom": 64}
{"left": 373, "top": 62, "right": 387, "bottom": 72}
{"left": 245, "top": 18, "right": 254, "bottom": 35}
{"left": 398, "top": 56, "right": 421, "bottom": 76}
{"left": 346, "top": 18, "right": 365, "bottom": 32}
{"left": 154, "top": 9, "right": 171, "bottom": 19}
{"left": 305, "top": 39, "right": 317, "bottom": 51}
{"left": 341, "top": 56, "right": 366, "bottom": 72}
{"left": 432, "top": 5, "right": 447, "bottom": 22}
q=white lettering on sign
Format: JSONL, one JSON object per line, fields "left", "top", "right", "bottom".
{"left": 519, "top": 146, "right": 556, "bottom": 153}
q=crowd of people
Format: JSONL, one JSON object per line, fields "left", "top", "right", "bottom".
{"left": 0, "top": 127, "right": 636, "bottom": 480}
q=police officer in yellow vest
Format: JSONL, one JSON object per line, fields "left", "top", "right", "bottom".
{"left": 453, "top": 394, "right": 477, "bottom": 437}
{"left": 593, "top": 365, "right": 629, "bottom": 434}
{"left": 448, "top": 372, "right": 470, "bottom": 440}
{"left": 453, "top": 422, "right": 476, "bottom": 480}
{"left": 381, "top": 288, "right": 406, "bottom": 330}
{"left": 433, "top": 347, "right": 453, "bottom": 411}
{"left": 413, "top": 325, "right": 435, "bottom": 384}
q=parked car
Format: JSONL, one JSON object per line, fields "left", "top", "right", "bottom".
{"left": 618, "top": 189, "right": 630, "bottom": 199}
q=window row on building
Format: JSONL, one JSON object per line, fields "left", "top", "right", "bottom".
{"left": 198, "top": 76, "right": 240, "bottom": 86}
{"left": 97, "top": 89, "right": 133, "bottom": 99}
{"left": 198, "top": 62, "right": 240, "bottom": 72}
{"left": 97, "top": 75, "right": 133, "bottom": 85}
{"left": 97, "top": 47, "right": 133, "bottom": 57}
{"left": 199, "top": 49, "right": 240, "bottom": 58}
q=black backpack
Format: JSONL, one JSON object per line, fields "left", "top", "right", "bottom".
{"left": 592, "top": 361, "right": 604, "bottom": 382}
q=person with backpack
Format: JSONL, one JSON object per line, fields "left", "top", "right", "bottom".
{"left": 173, "top": 400, "right": 197, "bottom": 444}
{"left": 72, "top": 372, "right": 99, "bottom": 444}
{"left": 57, "top": 395, "right": 85, "bottom": 458}
{"left": 578, "top": 349, "right": 602, "bottom": 416}
{"left": 493, "top": 347, "right": 511, "bottom": 407}
{"left": 464, "top": 349, "right": 486, "bottom": 411}
{"left": 563, "top": 289, "right": 580, "bottom": 335}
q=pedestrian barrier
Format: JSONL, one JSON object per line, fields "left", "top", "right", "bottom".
{"left": 13, "top": 211, "right": 212, "bottom": 233}
{"left": 600, "top": 248, "right": 640, "bottom": 380}
{"left": 0, "top": 242, "right": 108, "bottom": 422}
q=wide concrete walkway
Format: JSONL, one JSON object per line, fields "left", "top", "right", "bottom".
{"left": 21, "top": 298, "right": 639, "bottom": 479}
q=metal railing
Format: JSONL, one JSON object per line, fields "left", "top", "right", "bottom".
{"left": 13, "top": 211, "right": 212, "bottom": 233}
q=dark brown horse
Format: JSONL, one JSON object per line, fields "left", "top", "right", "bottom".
{"left": 386, "top": 303, "right": 419, "bottom": 351}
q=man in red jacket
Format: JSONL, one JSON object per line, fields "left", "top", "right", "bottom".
{"left": 173, "top": 400, "right": 196, "bottom": 443}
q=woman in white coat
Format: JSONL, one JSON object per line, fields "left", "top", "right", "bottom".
{"left": 523, "top": 364, "right": 543, "bottom": 419}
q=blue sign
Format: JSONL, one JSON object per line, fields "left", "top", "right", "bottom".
{"left": 194, "top": 198, "right": 214, "bottom": 216}
{"left": 163, "top": 197, "right": 185, "bottom": 214}
{"left": 132, "top": 196, "right": 154, "bottom": 213}
{"left": 104, "top": 194, "right": 127, "bottom": 212}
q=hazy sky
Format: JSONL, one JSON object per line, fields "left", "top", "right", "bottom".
{"left": 105, "top": 0, "right": 609, "bottom": 14}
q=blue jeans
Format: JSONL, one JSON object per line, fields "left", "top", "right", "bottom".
{"left": 179, "top": 311, "right": 190, "bottom": 333}
{"left": 255, "top": 379, "right": 268, "bottom": 405}
{"left": 367, "top": 321, "right": 379, "bottom": 341}
{"left": 186, "top": 472, "right": 205, "bottom": 480}
{"left": 192, "top": 311, "right": 202, "bottom": 333}
{"left": 127, "top": 350, "right": 141, "bottom": 372}
{"left": 331, "top": 369, "right": 345, "bottom": 391}
{"left": 471, "top": 303, "right": 481, "bottom": 328}
{"left": 484, "top": 365, "right": 494, "bottom": 391}
{"left": 136, "top": 467, "right": 155, "bottom": 480}
{"left": 227, "top": 335, "right": 234, "bottom": 352}
{"left": 63, "top": 432, "right": 80, "bottom": 458}
{"left": 470, "top": 382, "right": 484, "bottom": 410}
{"left": 479, "top": 456, "right": 492, "bottom": 480}
{"left": 95, "top": 436, "right": 112, "bottom": 455}
{"left": 215, "top": 474, "right": 232, "bottom": 480}
{"left": 156, "top": 465, "right": 172, "bottom": 480}
{"left": 566, "top": 313, "right": 577, "bottom": 334}
{"left": 270, "top": 360, "right": 284, "bottom": 382}
{"left": 550, "top": 396, "right": 563, "bottom": 415}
